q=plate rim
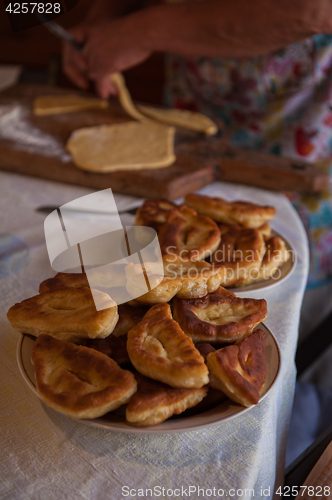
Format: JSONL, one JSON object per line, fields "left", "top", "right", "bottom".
{"left": 16, "top": 322, "right": 282, "bottom": 434}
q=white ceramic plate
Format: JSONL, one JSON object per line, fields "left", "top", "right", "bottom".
{"left": 17, "top": 323, "right": 281, "bottom": 434}
{"left": 228, "top": 232, "right": 296, "bottom": 294}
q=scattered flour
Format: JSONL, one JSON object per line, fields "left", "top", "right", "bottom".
{"left": 0, "top": 104, "right": 71, "bottom": 162}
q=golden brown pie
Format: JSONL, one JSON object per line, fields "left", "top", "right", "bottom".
{"left": 135, "top": 199, "right": 177, "bottom": 232}
{"left": 39, "top": 267, "right": 126, "bottom": 294}
{"left": 211, "top": 225, "right": 266, "bottom": 287}
{"left": 185, "top": 193, "right": 276, "bottom": 228}
{"left": 235, "top": 236, "right": 290, "bottom": 286}
{"left": 39, "top": 272, "right": 88, "bottom": 293}
{"left": 158, "top": 205, "right": 221, "bottom": 263}
{"left": 126, "top": 374, "right": 208, "bottom": 427}
{"left": 173, "top": 287, "right": 267, "bottom": 343}
{"left": 7, "top": 287, "right": 119, "bottom": 342}
{"left": 206, "top": 329, "right": 267, "bottom": 407}
{"left": 31, "top": 334, "right": 137, "bottom": 419}
{"left": 125, "top": 260, "right": 226, "bottom": 304}
{"left": 127, "top": 303, "right": 209, "bottom": 388}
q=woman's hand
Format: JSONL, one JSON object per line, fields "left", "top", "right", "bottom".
{"left": 82, "top": 15, "right": 152, "bottom": 98}
{"left": 62, "top": 0, "right": 149, "bottom": 93}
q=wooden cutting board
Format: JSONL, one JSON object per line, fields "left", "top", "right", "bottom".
{"left": 0, "top": 84, "right": 327, "bottom": 198}
{"left": 0, "top": 84, "right": 216, "bottom": 199}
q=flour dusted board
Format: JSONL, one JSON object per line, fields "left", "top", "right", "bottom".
{"left": 0, "top": 84, "right": 215, "bottom": 199}
{"left": 0, "top": 84, "right": 327, "bottom": 196}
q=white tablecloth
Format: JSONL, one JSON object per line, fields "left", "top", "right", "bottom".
{"left": 0, "top": 171, "right": 309, "bottom": 500}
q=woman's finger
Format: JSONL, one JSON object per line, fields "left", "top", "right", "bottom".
{"left": 95, "top": 75, "right": 118, "bottom": 99}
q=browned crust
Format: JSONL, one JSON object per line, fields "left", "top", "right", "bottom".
{"left": 125, "top": 261, "right": 226, "bottom": 304}
{"left": 211, "top": 225, "right": 265, "bottom": 287}
{"left": 212, "top": 226, "right": 265, "bottom": 265}
{"left": 158, "top": 205, "right": 221, "bottom": 262}
{"left": 212, "top": 223, "right": 243, "bottom": 260}
{"left": 135, "top": 199, "right": 177, "bottom": 232}
{"left": 126, "top": 374, "right": 208, "bottom": 427}
{"left": 31, "top": 334, "right": 137, "bottom": 419}
{"left": 7, "top": 287, "right": 119, "bottom": 341}
{"left": 127, "top": 303, "right": 209, "bottom": 388}
{"left": 39, "top": 267, "right": 127, "bottom": 294}
{"left": 206, "top": 329, "right": 267, "bottom": 407}
{"left": 39, "top": 273, "right": 88, "bottom": 293}
{"left": 262, "top": 236, "right": 290, "bottom": 268}
{"left": 173, "top": 287, "right": 267, "bottom": 343}
{"left": 234, "top": 235, "right": 290, "bottom": 286}
{"left": 185, "top": 193, "right": 276, "bottom": 228}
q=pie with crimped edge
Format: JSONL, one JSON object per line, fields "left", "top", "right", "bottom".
{"left": 126, "top": 373, "right": 208, "bottom": 427}
{"left": 32, "top": 334, "right": 137, "bottom": 419}
{"left": 135, "top": 198, "right": 177, "bottom": 233}
{"left": 39, "top": 268, "right": 126, "bottom": 293}
{"left": 211, "top": 225, "right": 266, "bottom": 287}
{"left": 127, "top": 303, "right": 209, "bottom": 389}
{"left": 125, "top": 260, "right": 226, "bottom": 304}
{"left": 206, "top": 329, "right": 267, "bottom": 407}
{"left": 185, "top": 193, "right": 276, "bottom": 228}
{"left": 173, "top": 287, "right": 267, "bottom": 343}
{"left": 39, "top": 272, "right": 89, "bottom": 293}
{"left": 158, "top": 204, "right": 221, "bottom": 264}
{"left": 7, "top": 287, "right": 119, "bottom": 342}
{"left": 235, "top": 235, "right": 290, "bottom": 286}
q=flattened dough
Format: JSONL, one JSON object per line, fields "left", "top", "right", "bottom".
{"left": 33, "top": 95, "right": 108, "bottom": 116}
{"left": 137, "top": 104, "right": 218, "bottom": 135}
{"left": 66, "top": 121, "right": 176, "bottom": 172}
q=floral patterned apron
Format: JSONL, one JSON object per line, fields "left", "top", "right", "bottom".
{"left": 164, "top": 0, "right": 332, "bottom": 286}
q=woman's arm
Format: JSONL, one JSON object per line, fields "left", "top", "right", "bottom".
{"left": 69, "top": 0, "right": 332, "bottom": 96}
{"left": 140, "top": 0, "right": 332, "bottom": 58}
